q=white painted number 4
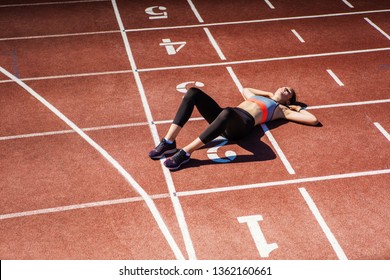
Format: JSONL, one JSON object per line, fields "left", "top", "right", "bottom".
{"left": 160, "top": 39, "right": 187, "bottom": 55}
{"left": 237, "top": 215, "right": 278, "bottom": 258}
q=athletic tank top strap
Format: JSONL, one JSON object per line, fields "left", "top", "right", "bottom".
{"left": 247, "top": 95, "right": 279, "bottom": 123}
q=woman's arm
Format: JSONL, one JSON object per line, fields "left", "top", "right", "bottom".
{"left": 282, "top": 105, "right": 319, "bottom": 126}
{"left": 242, "top": 87, "right": 273, "bottom": 100}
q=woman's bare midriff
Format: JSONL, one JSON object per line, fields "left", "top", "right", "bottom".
{"left": 236, "top": 100, "right": 263, "bottom": 125}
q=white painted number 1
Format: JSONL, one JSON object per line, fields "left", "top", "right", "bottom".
{"left": 237, "top": 215, "right": 278, "bottom": 258}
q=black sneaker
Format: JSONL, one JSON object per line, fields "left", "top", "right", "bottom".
{"left": 148, "top": 138, "right": 177, "bottom": 159}
{"left": 164, "top": 149, "right": 190, "bottom": 170}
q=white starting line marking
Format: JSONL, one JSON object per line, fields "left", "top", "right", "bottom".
{"left": 203, "top": 27, "right": 227, "bottom": 60}
{"left": 264, "top": 0, "right": 275, "bottom": 9}
{"left": 365, "top": 17, "right": 390, "bottom": 40}
{"left": 326, "top": 69, "right": 345, "bottom": 86}
{"left": 291, "top": 29, "right": 305, "bottom": 43}
{"left": 3, "top": 169, "right": 388, "bottom": 222}
{"left": 374, "top": 122, "right": 390, "bottom": 141}
{"left": 342, "top": 0, "right": 354, "bottom": 9}
{"left": 187, "top": 0, "right": 204, "bottom": 23}
{"left": 299, "top": 187, "right": 348, "bottom": 260}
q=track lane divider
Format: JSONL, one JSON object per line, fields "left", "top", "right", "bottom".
{"left": 374, "top": 122, "right": 390, "bottom": 141}
{"left": 0, "top": 65, "right": 186, "bottom": 260}
{"left": 364, "top": 17, "right": 390, "bottom": 40}
{"left": 326, "top": 69, "right": 345, "bottom": 86}
{"left": 299, "top": 187, "right": 348, "bottom": 260}
{"left": 2, "top": 168, "right": 389, "bottom": 221}
{"left": 187, "top": 0, "right": 204, "bottom": 23}
{"left": 2, "top": 100, "right": 390, "bottom": 142}
{"left": 110, "top": 0, "right": 196, "bottom": 260}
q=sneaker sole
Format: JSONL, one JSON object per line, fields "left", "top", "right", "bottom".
{"left": 149, "top": 148, "right": 178, "bottom": 159}
{"left": 165, "top": 158, "right": 191, "bottom": 170}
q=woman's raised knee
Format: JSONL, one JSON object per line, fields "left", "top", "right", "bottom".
{"left": 184, "top": 87, "right": 203, "bottom": 100}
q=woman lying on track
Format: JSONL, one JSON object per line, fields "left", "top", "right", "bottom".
{"left": 148, "top": 87, "right": 319, "bottom": 170}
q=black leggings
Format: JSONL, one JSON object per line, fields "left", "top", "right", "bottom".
{"left": 173, "top": 87, "right": 255, "bottom": 143}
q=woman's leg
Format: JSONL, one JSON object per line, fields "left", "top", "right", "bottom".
{"left": 149, "top": 87, "right": 222, "bottom": 159}
{"left": 164, "top": 107, "right": 254, "bottom": 169}
{"left": 173, "top": 87, "right": 223, "bottom": 126}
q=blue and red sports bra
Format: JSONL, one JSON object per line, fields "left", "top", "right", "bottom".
{"left": 247, "top": 95, "right": 279, "bottom": 123}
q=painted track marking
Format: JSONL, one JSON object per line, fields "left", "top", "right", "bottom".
{"left": 187, "top": 0, "right": 204, "bottom": 23}
{"left": 3, "top": 168, "right": 389, "bottom": 221}
{"left": 126, "top": 10, "right": 390, "bottom": 32}
{"left": 299, "top": 188, "right": 348, "bottom": 260}
{"left": 1, "top": 10, "right": 388, "bottom": 40}
{"left": 374, "top": 122, "right": 390, "bottom": 141}
{"left": 137, "top": 47, "right": 390, "bottom": 72}
{"left": 203, "top": 27, "right": 226, "bottom": 60}
{"left": 342, "top": 0, "right": 354, "bottom": 9}
{"left": 0, "top": 66, "right": 184, "bottom": 260}
{"left": 326, "top": 69, "right": 345, "bottom": 86}
{"left": 0, "top": 194, "right": 170, "bottom": 220}
{"left": 365, "top": 17, "right": 390, "bottom": 40}
{"left": 264, "top": 0, "right": 275, "bottom": 9}
{"left": 291, "top": 29, "right": 305, "bottom": 43}
{"left": 0, "top": 0, "right": 109, "bottom": 8}
{"left": 177, "top": 169, "right": 390, "bottom": 197}
{"left": 2, "top": 99, "right": 389, "bottom": 142}
{"left": 111, "top": 0, "right": 195, "bottom": 260}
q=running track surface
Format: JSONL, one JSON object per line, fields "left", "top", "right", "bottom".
{"left": 0, "top": 0, "right": 389, "bottom": 260}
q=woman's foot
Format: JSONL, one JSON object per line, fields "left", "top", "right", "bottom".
{"left": 148, "top": 138, "right": 177, "bottom": 159}
{"left": 164, "top": 149, "right": 191, "bottom": 170}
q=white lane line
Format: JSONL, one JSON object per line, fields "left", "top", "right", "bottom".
{"left": 299, "top": 187, "right": 348, "bottom": 260}
{"left": 264, "top": 0, "right": 275, "bottom": 9}
{"left": 226, "top": 66, "right": 295, "bottom": 175}
{"left": 203, "top": 27, "right": 226, "bottom": 60}
{"left": 111, "top": 0, "right": 195, "bottom": 260}
{"left": 187, "top": 0, "right": 204, "bottom": 23}
{"left": 0, "top": 123, "right": 149, "bottom": 141}
{"left": 0, "top": 194, "right": 170, "bottom": 220}
{"left": 0, "top": 70, "right": 132, "bottom": 84}
{"left": 0, "top": 30, "right": 119, "bottom": 42}
{"left": 342, "top": 0, "right": 354, "bottom": 9}
{"left": 0, "top": 9, "right": 388, "bottom": 41}
{"left": 2, "top": 100, "right": 389, "bottom": 142}
{"left": 0, "top": 65, "right": 184, "bottom": 260}
{"left": 137, "top": 47, "right": 390, "bottom": 72}
{"left": 2, "top": 169, "right": 388, "bottom": 221}
{"left": 0, "top": 0, "right": 108, "bottom": 8}
{"left": 308, "top": 99, "right": 390, "bottom": 110}
{"left": 374, "top": 122, "right": 390, "bottom": 141}
{"left": 127, "top": 9, "right": 390, "bottom": 32}
{"left": 176, "top": 169, "right": 390, "bottom": 197}
{"left": 326, "top": 69, "right": 345, "bottom": 86}
{"left": 291, "top": 29, "right": 305, "bottom": 43}
{"left": 365, "top": 17, "right": 390, "bottom": 40}
{"left": 261, "top": 124, "right": 296, "bottom": 175}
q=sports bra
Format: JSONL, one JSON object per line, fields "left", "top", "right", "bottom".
{"left": 247, "top": 95, "right": 279, "bottom": 123}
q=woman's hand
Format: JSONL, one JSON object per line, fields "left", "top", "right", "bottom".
{"left": 288, "top": 105, "right": 302, "bottom": 112}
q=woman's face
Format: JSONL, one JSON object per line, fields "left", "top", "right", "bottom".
{"left": 275, "top": 87, "right": 293, "bottom": 103}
